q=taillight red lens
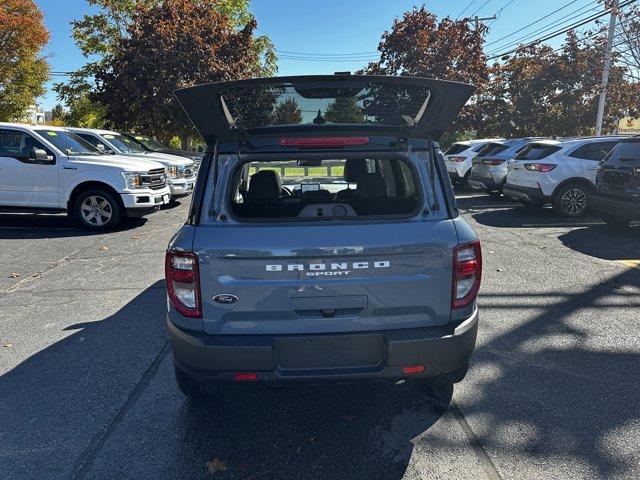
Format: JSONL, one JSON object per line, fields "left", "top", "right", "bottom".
{"left": 452, "top": 240, "right": 482, "bottom": 309}
{"left": 524, "top": 163, "right": 557, "bottom": 172}
{"left": 449, "top": 156, "right": 466, "bottom": 162}
{"left": 165, "top": 251, "right": 201, "bottom": 318}
{"left": 482, "top": 159, "right": 504, "bottom": 166}
{"left": 278, "top": 136, "right": 369, "bottom": 148}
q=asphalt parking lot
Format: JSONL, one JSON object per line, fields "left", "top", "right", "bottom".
{"left": 1, "top": 195, "right": 639, "bottom": 480}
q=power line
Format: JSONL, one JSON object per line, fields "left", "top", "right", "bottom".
{"left": 470, "top": 0, "right": 492, "bottom": 17}
{"left": 457, "top": 0, "right": 478, "bottom": 19}
{"left": 486, "top": 0, "right": 601, "bottom": 54}
{"left": 274, "top": 49, "right": 378, "bottom": 57}
{"left": 487, "top": 0, "right": 517, "bottom": 26}
{"left": 485, "top": 0, "right": 581, "bottom": 47}
{"left": 487, "top": 0, "right": 637, "bottom": 60}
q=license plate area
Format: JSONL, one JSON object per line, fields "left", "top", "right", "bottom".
{"left": 275, "top": 334, "right": 383, "bottom": 372}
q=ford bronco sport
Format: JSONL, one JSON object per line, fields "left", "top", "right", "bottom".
{"left": 165, "top": 75, "right": 481, "bottom": 399}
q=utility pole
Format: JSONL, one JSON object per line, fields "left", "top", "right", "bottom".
{"left": 595, "top": 0, "right": 619, "bottom": 136}
{"left": 465, "top": 15, "right": 497, "bottom": 34}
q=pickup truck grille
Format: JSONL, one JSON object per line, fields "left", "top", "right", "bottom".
{"left": 182, "top": 166, "right": 195, "bottom": 179}
{"left": 141, "top": 168, "right": 167, "bottom": 190}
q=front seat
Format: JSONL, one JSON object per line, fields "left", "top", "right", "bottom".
{"left": 21, "top": 136, "right": 38, "bottom": 158}
{"left": 243, "top": 170, "right": 283, "bottom": 218}
{"left": 356, "top": 173, "right": 388, "bottom": 198}
{"left": 246, "top": 170, "right": 282, "bottom": 201}
{"left": 335, "top": 159, "right": 368, "bottom": 201}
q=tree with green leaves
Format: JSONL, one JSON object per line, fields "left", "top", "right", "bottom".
{"left": 0, "top": 0, "right": 50, "bottom": 122}
{"left": 88, "top": 0, "right": 273, "bottom": 144}
{"left": 55, "top": 0, "right": 275, "bottom": 135}
{"left": 273, "top": 98, "right": 303, "bottom": 124}
{"left": 324, "top": 97, "right": 365, "bottom": 124}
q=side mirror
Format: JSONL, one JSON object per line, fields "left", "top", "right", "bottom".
{"left": 29, "top": 148, "right": 50, "bottom": 162}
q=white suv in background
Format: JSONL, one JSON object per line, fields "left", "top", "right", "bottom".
{"left": 0, "top": 123, "right": 171, "bottom": 230}
{"left": 444, "top": 138, "right": 503, "bottom": 188}
{"left": 68, "top": 128, "right": 196, "bottom": 199}
{"left": 503, "top": 136, "right": 627, "bottom": 217}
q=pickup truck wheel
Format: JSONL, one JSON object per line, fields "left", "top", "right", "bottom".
{"left": 74, "top": 189, "right": 122, "bottom": 231}
{"left": 174, "top": 364, "right": 218, "bottom": 402}
{"left": 552, "top": 183, "right": 590, "bottom": 217}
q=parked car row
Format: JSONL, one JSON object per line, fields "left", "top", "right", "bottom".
{"left": 446, "top": 135, "right": 639, "bottom": 224}
{"left": 0, "top": 122, "right": 201, "bottom": 231}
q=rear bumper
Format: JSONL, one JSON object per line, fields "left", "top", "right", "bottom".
{"left": 468, "top": 173, "right": 500, "bottom": 191}
{"left": 168, "top": 309, "right": 478, "bottom": 383}
{"left": 503, "top": 183, "right": 547, "bottom": 203}
{"left": 591, "top": 193, "right": 639, "bottom": 219}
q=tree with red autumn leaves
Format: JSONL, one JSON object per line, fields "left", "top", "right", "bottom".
{"left": 364, "top": 6, "right": 489, "bottom": 136}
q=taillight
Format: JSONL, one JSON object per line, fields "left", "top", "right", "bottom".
{"left": 449, "top": 156, "right": 466, "bottom": 162}
{"left": 278, "top": 136, "right": 369, "bottom": 148}
{"left": 524, "top": 163, "right": 557, "bottom": 172}
{"left": 452, "top": 240, "right": 482, "bottom": 309}
{"left": 482, "top": 159, "right": 505, "bottom": 166}
{"left": 165, "top": 251, "right": 201, "bottom": 318}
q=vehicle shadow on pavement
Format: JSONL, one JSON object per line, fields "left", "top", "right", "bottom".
{"left": 449, "top": 266, "right": 640, "bottom": 478}
{"left": 470, "top": 206, "right": 606, "bottom": 228}
{"left": 176, "top": 381, "right": 451, "bottom": 480}
{"left": 0, "top": 213, "right": 147, "bottom": 239}
{"left": 559, "top": 225, "right": 640, "bottom": 261}
{"left": 0, "top": 281, "right": 167, "bottom": 479}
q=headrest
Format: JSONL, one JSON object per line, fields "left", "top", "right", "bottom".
{"left": 247, "top": 170, "right": 282, "bottom": 201}
{"left": 344, "top": 159, "right": 369, "bottom": 182}
{"left": 356, "top": 173, "right": 388, "bottom": 199}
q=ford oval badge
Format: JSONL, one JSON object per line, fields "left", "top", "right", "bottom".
{"left": 213, "top": 294, "right": 239, "bottom": 304}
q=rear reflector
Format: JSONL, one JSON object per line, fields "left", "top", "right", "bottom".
{"left": 234, "top": 372, "right": 257, "bottom": 381}
{"left": 278, "top": 136, "right": 369, "bottom": 148}
{"left": 403, "top": 365, "right": 425, "bottom": 374}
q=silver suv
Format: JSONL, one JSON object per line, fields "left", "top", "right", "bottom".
{"left": 165, "top": 75, "right": 482, "bottom": 400}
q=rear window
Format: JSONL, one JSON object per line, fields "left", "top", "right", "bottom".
{"left": 229, "top": 158, "right": 421, "bottom": 220}
{"left": 444, "top": 143, "right": 470, "bottom": 155}
{"left": 515, "top": 143, "right": 561, "bottom": 160}
{"left": 604, "top": 141, "right": 640, "bottom": 163}
{"left": 476, "top": 142, "right": 508, "bottom": 156}
{"left": 219, "top": 82, "right": 431, "bottom": 128}
{"left": 568, "top": 141, "right": 619, "bottom": 161}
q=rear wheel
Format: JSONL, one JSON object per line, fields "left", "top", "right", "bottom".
{"left": 552, "top": 183, "right": 590, "bottom": 217}
{"left": 174, "top": 364, "right": 218, "bottom": 402}
{"left": 73, "top": 189, "right": 122, "bottom": 231}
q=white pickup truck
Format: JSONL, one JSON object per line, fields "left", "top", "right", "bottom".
{"left": 68, "top": 128, "right": 196, "bottom": 199}
{"left": 0, "top": 123, "right": 171, "bottom": 231}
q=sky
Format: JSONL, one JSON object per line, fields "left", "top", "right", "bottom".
{"left": 34, "top": 0, "right": 602, "bottom": 110}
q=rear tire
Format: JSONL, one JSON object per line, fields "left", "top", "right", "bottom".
{"left": 601, "top": 215, "right": 632, "bottom": 228}
{"left": 174, "top": 364, "right": 218, "bottom": 402}
{"left": 73, "top": 189, "right": 122, "bottom": 231}
{"left": 552, "top": 183, "right": 591, "bottom": 217}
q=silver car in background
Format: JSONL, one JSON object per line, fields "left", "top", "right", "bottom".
{"left": 444, "top": 138, "right": 503, "bottom": 188}
{"left": 468, "top": 138, "right": 546, "bottom": 196}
